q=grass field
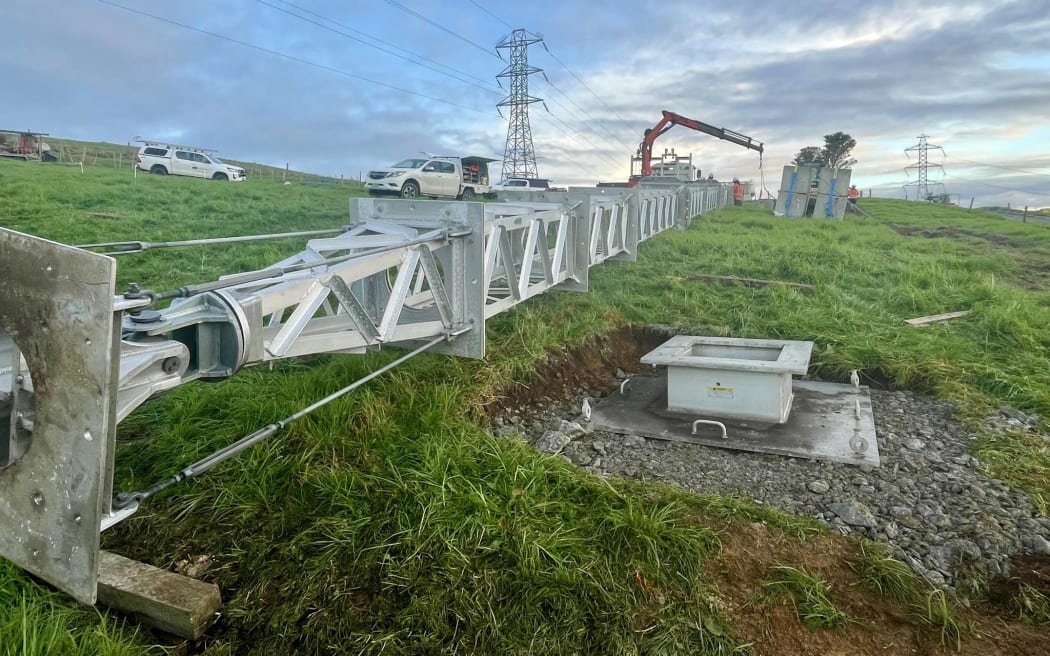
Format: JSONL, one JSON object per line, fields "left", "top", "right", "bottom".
{"left": 32, "top": 136, "right": 357, "bottom": 186}
{"left": 3, "top": 158, "right": 1050, "bottom": 654}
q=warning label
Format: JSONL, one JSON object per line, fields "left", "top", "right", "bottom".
{"left": 708, "top": 386, "right": 735, "bottom": 399}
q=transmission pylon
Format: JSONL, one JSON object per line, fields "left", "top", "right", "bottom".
{"left": 903, "top": 134, "right": 945, "bottom": 201}
{"left": 496, "top": 29, "right": 544, "bottom": 180}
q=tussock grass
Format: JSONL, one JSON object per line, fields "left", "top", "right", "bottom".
{"left": 759, "top": 565, "right": 850, "bottom": 630}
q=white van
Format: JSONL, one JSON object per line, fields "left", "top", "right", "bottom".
{"left": 134, "top": 140, "right": 246, "bottom": 181}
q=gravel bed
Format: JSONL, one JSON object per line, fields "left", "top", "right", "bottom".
{"left": 494, "top": 388, "right": 1050, "bottom": 597}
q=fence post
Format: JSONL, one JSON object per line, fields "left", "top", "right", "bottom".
{"left": 968, "top": 197, "right": 973, "bottom": 210}
{"left": 1023, "top": 206, "right": 1028, "bottom": 223}
{"left": 284, "top": 163, "right": 288, "bottom": 182}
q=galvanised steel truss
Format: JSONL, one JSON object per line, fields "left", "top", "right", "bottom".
{"left": 0, "top": 182, "right": 729, "bottom": 604}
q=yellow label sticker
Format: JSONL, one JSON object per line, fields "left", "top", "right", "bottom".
{"left": 708, "top": 386, "right": 735, "bottom": 399}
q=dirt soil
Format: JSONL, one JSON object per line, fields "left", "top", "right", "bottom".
{"left": 708, "top": 521, "right": 1047, "bottom": 655}
{"left": 986, "top": 553, "right": 1050, "bottom": 616}
{"left": 485, "top": 325, "right": 669, "bottom": 418}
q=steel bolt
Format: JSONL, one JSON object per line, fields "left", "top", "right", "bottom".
{"left": 161, "top": 357, "right": 181, "bottom": 374}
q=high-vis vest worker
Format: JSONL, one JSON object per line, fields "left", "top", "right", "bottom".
{"left": 848, "top": 187, "right": 859, "bottom": 200}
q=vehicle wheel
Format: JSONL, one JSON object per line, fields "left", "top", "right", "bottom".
{"left": 400, "top": 181, "right": 420, "bottom": 199}
{"left": 212, "top": 172, "right": 228, "bottom": 181}
{"left": 461, "top": 187, "right": 475, "bottom": 201}
{"left": 150, "top": 165, "right": 167, "bottom": 175}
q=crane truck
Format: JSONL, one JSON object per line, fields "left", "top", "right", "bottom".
{"left": 628, "top": 110, "right": 764, "bottom": 187}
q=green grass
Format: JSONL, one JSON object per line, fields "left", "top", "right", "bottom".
{"left": 3, "top": 159, "right": 1050, "bottom": 652}
{"left": 759, "top": 565, "right": 850, "bottom": 630}
{"left": 0, "top": 562, "right": 157, "bottom": 656}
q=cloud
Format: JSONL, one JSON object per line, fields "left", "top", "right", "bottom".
{"left": 2, "top": 0, "right": 1047, "bottom": 207}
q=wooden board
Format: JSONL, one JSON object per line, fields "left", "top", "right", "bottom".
{"left": 904, "top": 310, "right": 971, "bottom": 326}
{"left": 97, "top": 551, "right": 221, "bottom": 640}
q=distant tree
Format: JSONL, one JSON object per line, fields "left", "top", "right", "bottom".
{"left": 793, "top": 146, "right": 824, "bottom": 165}
{"left": 821, "top": 132, "right": 857, "bottom": 169}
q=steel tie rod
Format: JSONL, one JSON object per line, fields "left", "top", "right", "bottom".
{"left": 150, "top": 228, "right": 454, "bottom": 302}
{"left": 77, "top": 227, "right": 351, "bottom": 255}
{"left": 110, "top": 331, "right": 460, "bottom": 516}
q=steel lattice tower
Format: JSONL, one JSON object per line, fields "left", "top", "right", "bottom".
{"left": 904, "top": 134, "right": 945, "bottom": 201}
{"left": 496, "top": 29, "right": 544, "bottom": 180}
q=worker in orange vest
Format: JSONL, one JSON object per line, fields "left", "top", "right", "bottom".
{"left": 848, "top": 185, "right": 860, "bottom": 208}
{"left": 732, "top": 178, "right": 744, "bottom": 207}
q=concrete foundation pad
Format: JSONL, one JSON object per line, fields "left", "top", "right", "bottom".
{"left": 591, "top": 372, "right": 879, "bottom": 467}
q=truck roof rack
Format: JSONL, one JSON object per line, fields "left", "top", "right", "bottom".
{"left": 134, "top": 136, "right": 218, "bottom": 154}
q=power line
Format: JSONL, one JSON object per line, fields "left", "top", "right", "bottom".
{"left": 95, "top": 0, "right": 489, "bottom": 115}
{"left": 539, "top": 79, "right": 635, "bottom": 152}
{"left": 945, "top": 156, "right": 1050, "bottom": 178}
{"left": 462, "top": 1, "right": 634, "bottom": 135}
{"left": 467, "top": 0, "right": 513, "bottom": 29}
{"left": 540, "top": 43, "right": 634, "bottom": 127}
{"left": 457, "top": 1, "right": 630, "bottom": 162}
{"left": 255, "top": 0, "right": 499, "bottom": 94}
{"left": 941, "top": 172, "right": 1026, "bottom": 193}
{"left": 537, "top": 88, "right": 627, "bottom": 163}
{"left": 380, "top": 0, "right": 499, "bottom": 59}
{"left": 532, "top": 111, "right": 623, "bottom": 169}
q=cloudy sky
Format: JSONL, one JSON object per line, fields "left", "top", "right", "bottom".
{"left": 4, "top": 0, "right": 1049, "bottom": 207}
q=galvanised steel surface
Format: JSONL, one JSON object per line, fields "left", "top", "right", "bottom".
{"left": 0, "top": 231, "right": 120, "bottom": 605}
{"left": 0, "top": 181, "right": 727, "bottom": 602}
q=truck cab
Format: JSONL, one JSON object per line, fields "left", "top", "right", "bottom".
{"left": 365, "top": 155, "right": 493, "bottom": 200}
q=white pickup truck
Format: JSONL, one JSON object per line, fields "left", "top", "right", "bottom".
{"left": 134, "top": 140, "right": 246, "bottom": 181}
{"left": 365, "top": 155, "right": 494, "bottom": 200}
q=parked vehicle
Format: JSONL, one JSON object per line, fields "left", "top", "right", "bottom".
{"left": 365, "top": 155, "right": 494, "bottom": 199}
{"left": 134, "top": 140, "right": 246, "bottom": 181}
{"left": 492, "top": 177, "right": 552, "bottom": 192}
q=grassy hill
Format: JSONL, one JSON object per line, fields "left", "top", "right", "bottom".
{"left": 35, "top": 136, "right": 358, "bottom": 187}
{"left": 2, "top": 159, "right": 1050, "bottom": 654}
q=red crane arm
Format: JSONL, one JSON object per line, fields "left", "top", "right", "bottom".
{"left": 631, "top": 110, "right": 763, "bottom": 186}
